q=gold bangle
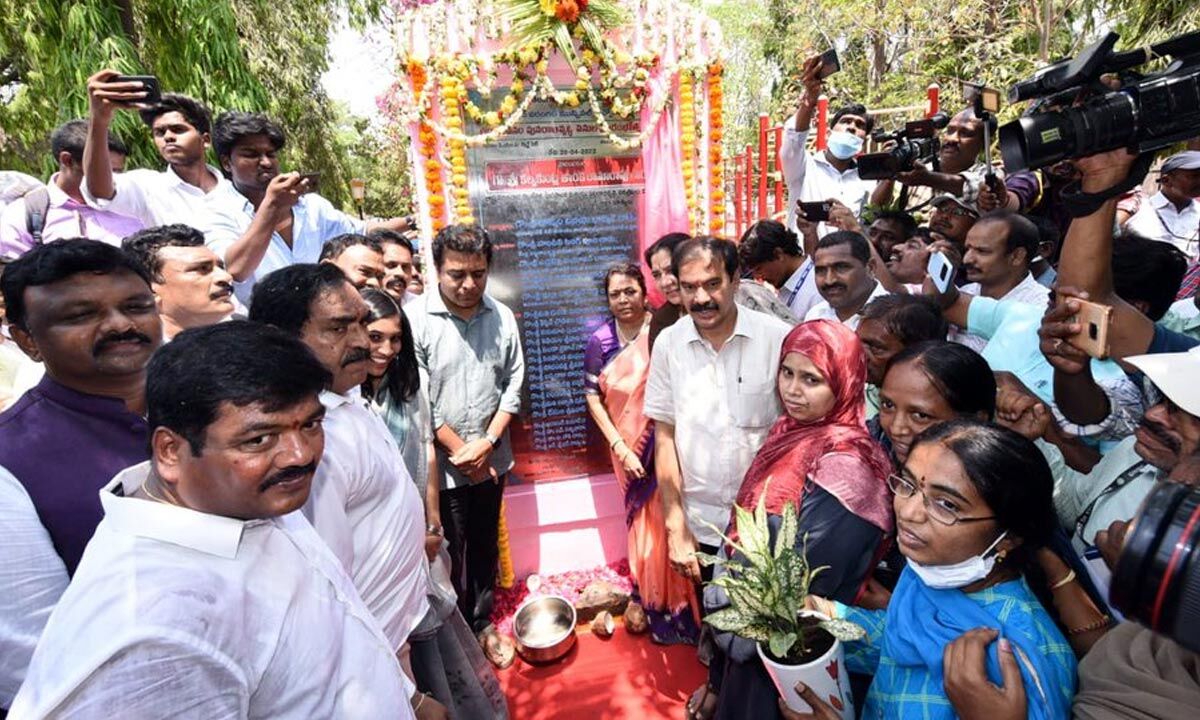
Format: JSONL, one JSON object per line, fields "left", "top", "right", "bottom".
{"left": 1067, "top": 615, "right": 1112, "bottom": 636}
{"left": 1050, "top": 569, "right": 1077, "bottom": 590}
{"left": 414, "top": 693, "right": 426, "bottom": 711}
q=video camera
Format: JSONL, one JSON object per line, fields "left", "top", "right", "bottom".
{"left": 1111, "top": 482, "right": 1200, "bottom": 653}
{"left": 856, "top": 112, "right": 950, "bottom": 180}
{"left": 999, "top": 30, "right": 1200, "bottom": 173}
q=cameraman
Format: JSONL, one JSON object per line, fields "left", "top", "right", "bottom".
{"left": 875, "top": 108, "right": 989, "bottom": 212}
{"left": 780, "top": 54, "right": 877, "bottom": 235}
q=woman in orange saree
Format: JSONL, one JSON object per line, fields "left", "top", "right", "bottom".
{"left": 584, "top": 264, "right": 701, "bottom": 644}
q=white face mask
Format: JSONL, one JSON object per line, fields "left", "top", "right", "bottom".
{"left": 826, "top": 130, "right": 864, "bottom": 160}
{"left": 907, "top": 531, "right": 1008, "bottom": 590}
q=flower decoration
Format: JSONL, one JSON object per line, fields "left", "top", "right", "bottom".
{"left": 679, "top": 69, "right": 699, "bottom": 232}
{"left": 497, "top": 500, "right": 515, "bottom": 590}
{"left": 707, "top": 61, "right": 725, "bottom": 233}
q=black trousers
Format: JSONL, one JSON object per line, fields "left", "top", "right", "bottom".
{"left": 440, "top": 475, "right": 506, "bottom": 635}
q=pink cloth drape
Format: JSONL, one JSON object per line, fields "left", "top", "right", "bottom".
{"left": 638, "top": 73, "right": 689, "bottom": 308}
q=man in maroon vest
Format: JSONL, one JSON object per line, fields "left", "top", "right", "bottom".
{"left": 0, "top": 238, "right": 161, "bottom": 708}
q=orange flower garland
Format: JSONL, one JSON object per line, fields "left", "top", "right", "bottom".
{"left": 706, "top": 61, "right": 726, "bottom": 233}
{"left": 497, "top": 500, "right": 515, "bottom": 589}
{"left": 678, "top": 70, "right": 698, "bottom": 233}
{"left": 418, "top": 120, "right": 447, "bottom": 233}
{"left": 439, "top": 74, "right": 474, "bottom": 225}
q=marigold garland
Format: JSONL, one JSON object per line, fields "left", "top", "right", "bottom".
{"left": 497, "top": 499, "right": 515, "bottom": 589}
{"left": 438, "top": 74, "right": 474, "bottom": 224}
{"left": 417, "top": 119, "right": 447, "bottom": 233}
{"left": 678, "top": 70, "right": 698, "bottom": 233}
{"left": 706, "top": 61, "right": 726, "bottom": 233}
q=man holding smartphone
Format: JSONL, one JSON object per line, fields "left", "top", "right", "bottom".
{"left": 779, "top": 53, "right": 877, "bottom": 318}
{"left": 206, "top": 111, "right": 414, "bottom": 304}
{"left": 82, "top": 70, "right": 233, "bottom": 233}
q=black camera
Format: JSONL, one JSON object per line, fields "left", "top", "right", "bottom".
{"left": 857, "top": 113, "right": 950, "bottom": 180}
{"left": 1110, "top": 482, "right": 1200, "bottom": 653}
{"left": 999, "top": 30, "right": 1200, "bottom": 172}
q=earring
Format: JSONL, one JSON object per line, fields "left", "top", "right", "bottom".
{"left": 996, "top": 549, "right": 1008, "bottom": 563}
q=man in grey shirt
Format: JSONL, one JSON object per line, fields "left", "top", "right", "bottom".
{"left": 406, "top": 224, "right": 524, "bottom": 666}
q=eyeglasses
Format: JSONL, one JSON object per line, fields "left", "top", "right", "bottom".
{"left": 933, "top": 204, "right": 976, "bottom": 218}
{"left": 886, "top": 474, "right": 996, "bottom": 526}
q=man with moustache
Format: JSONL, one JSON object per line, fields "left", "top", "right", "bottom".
{"left": 644, "top": 236, "right": 789, "bottom": 584}
{"left": 121, "top": 224, "right": 236, "bottom": 339}
{"left": 0, "top": 239, "right": 161, "bottom": 708}
{"left": 372, "top": 229, "right": 421, "bottom": 305}
{"left": 875, "top": 107, "right": 991, "bottom": 212}
{"left": 249, "top": 263, "right": 436, "bottom": 699}
{"left": 206, "top": 111, "right": 413, "bottom": 304}
{"left": 927, "top": 194, "right": 979, "bottom": 250}
{"left": 803, "top": 230, "right": 889, "bottom": 330}
{"left": 406, "top": 224, "right": 524, "bottom": 666}
{"left": 9, "top": 322, "right": 420, "bottom": 718}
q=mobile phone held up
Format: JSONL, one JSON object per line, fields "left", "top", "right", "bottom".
{"left": 1068, "top": 299, "right": 1113, "bottom": 359}
{"left": 798, "top": 200, "right": 833, "bottom": 223}
{"left": 818, "top": 48, "right": 840, "bottom": 79}
{"left": 927, "top": 251, "right": 954, "bottom": 294}
{"left": 112, "top": 75, "right": 162, "bottom": 105}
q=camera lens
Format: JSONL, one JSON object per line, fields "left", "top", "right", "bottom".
{"left": 999, "top": 92, "right": 1136, "bottom": 172}
{"left": 1111, "top": 483, "right": 1200, "bottom": 653}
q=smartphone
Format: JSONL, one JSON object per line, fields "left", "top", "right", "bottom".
{"left": 112, "top": 75, "right": 161, "bottom": 105}
{"left": 927, "top": 250, "right": 954, "bottom": 294}
{"left": 798, "top": 200, "right": 833, "bottom": 222}
{"left": 818, "top": 48, "right": 840, "bottom": 79}
{"left": 297, "top": 172, "right": 321, "bottom": 194}
{"left": 1068, "top": 299, "right": 1113, "bottom": 359}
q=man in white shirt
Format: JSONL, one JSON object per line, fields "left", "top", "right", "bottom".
{"left": 738, "top": 219, "right": 821, "bottom": 319}
{"left": 875, "top": 107, "right": 991, "bottom": 213}
{"left": 9, "top": 321, "right": 422, "bottom": 718}
{"left": 1122, "top": 150, "right": 1200, "bottom": 259}
{"left": 952, "top": 210, "right": 1049, "bottom": 351}
{"left": 206, "top": 111, "right": 413, "bottom": 303}
{"left": 780, "top": 55, "right": 876, "bottom": 235}
{"left": 121, "top": 224, "right": 236, "bottom": 340}
{"left": 644, "top": 237, "right": 789, "bottom": 583}
{"left": 82, "top": 71, "right": 233, "bottom": 233}
{"left": 249, "top": 263, "right": 432, "bottom": 659}
{"left": 804, "top": 231, "right": 890, "bottom": 330}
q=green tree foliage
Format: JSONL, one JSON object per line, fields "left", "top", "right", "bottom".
{"left": 691, "top": 0, "right": 1199, "bottom": 146}
{"left": 0, "top": 0, "right": 387, "bottom": 209}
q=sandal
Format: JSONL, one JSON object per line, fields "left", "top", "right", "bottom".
{"left": 478, "top": 628, "right": 516, "bottom": 670}
{"left": 684, "top": 683, "right": 718, "bottom": 720}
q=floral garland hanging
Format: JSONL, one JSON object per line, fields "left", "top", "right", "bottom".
{"left": 438, "top": 74, "right": 474, "bottom": 223}
{"left": 497, "top": 500, "right": 515, "bottom": 589}
{"left": 678, "top": 69, "right": 698, "bottom": 233}
{"left": 417, "top": 119, "right": 448, "bottom": 233}
{"left": 707, "top": 61, "right": 726, "bottom": 233}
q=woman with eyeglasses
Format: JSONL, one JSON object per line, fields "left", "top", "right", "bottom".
{"left": 694, "top": 320, "right": 894, "bottom": 720}
{"left": 793, "top": 419, "right": 1077, "bottom": 720}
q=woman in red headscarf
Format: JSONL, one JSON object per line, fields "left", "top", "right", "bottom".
{"left": 694, "top": 320, "right": 894, "bottom": 720}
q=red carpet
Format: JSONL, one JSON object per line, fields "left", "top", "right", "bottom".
{"left": 499, "top": 628, "right": 706, "bottom": 719}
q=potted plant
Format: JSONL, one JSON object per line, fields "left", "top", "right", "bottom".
{"left": 697, "top": 493, "right": 865, "bottom": 719}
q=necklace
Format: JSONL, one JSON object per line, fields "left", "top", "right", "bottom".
{"left": 140, "top": 474, "right": 181, "bottom": 507}
{"left": 616, "top": 316, "right": 645, "bottom": 345}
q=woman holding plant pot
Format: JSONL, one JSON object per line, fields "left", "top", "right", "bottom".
{"left": 691, "top": 320, "right": 894, "bottom": 720}
{"left": 797, "top": 420, "right": 1077, "bottom": 720}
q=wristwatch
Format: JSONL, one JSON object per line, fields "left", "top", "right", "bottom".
{"left": 485, "top": 432, "right": 501, "bottom": 448}
{"left": 426, "top": 523, "right": 443, "bottom": 537}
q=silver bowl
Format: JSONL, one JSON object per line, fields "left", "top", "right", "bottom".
{"left": 512, "top": 595, "right": 577, "bottom": 664}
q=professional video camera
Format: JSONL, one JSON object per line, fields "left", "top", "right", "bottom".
{"left": 856, "top": 112, "right": 950, "bottom": 180}
{"left": 1111, "top": 482, "right": 1200, "bottom": 653}
{"left": 999, "top": 30, "right": 1200, "bottom": 175}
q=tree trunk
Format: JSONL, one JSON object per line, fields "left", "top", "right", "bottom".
{"left": 1039, "top": 0, "right": 1053, "bottom": 62}
{"left": 115, "top": 0, "right": 139, "bottom": 46}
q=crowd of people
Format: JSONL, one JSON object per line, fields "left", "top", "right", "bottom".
{"left": 0, "top": 52, "right": 1198, "bottom": 719}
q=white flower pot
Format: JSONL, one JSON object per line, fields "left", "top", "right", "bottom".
{"left": 757, "top": 620, "right": 854, "bottom": 720}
